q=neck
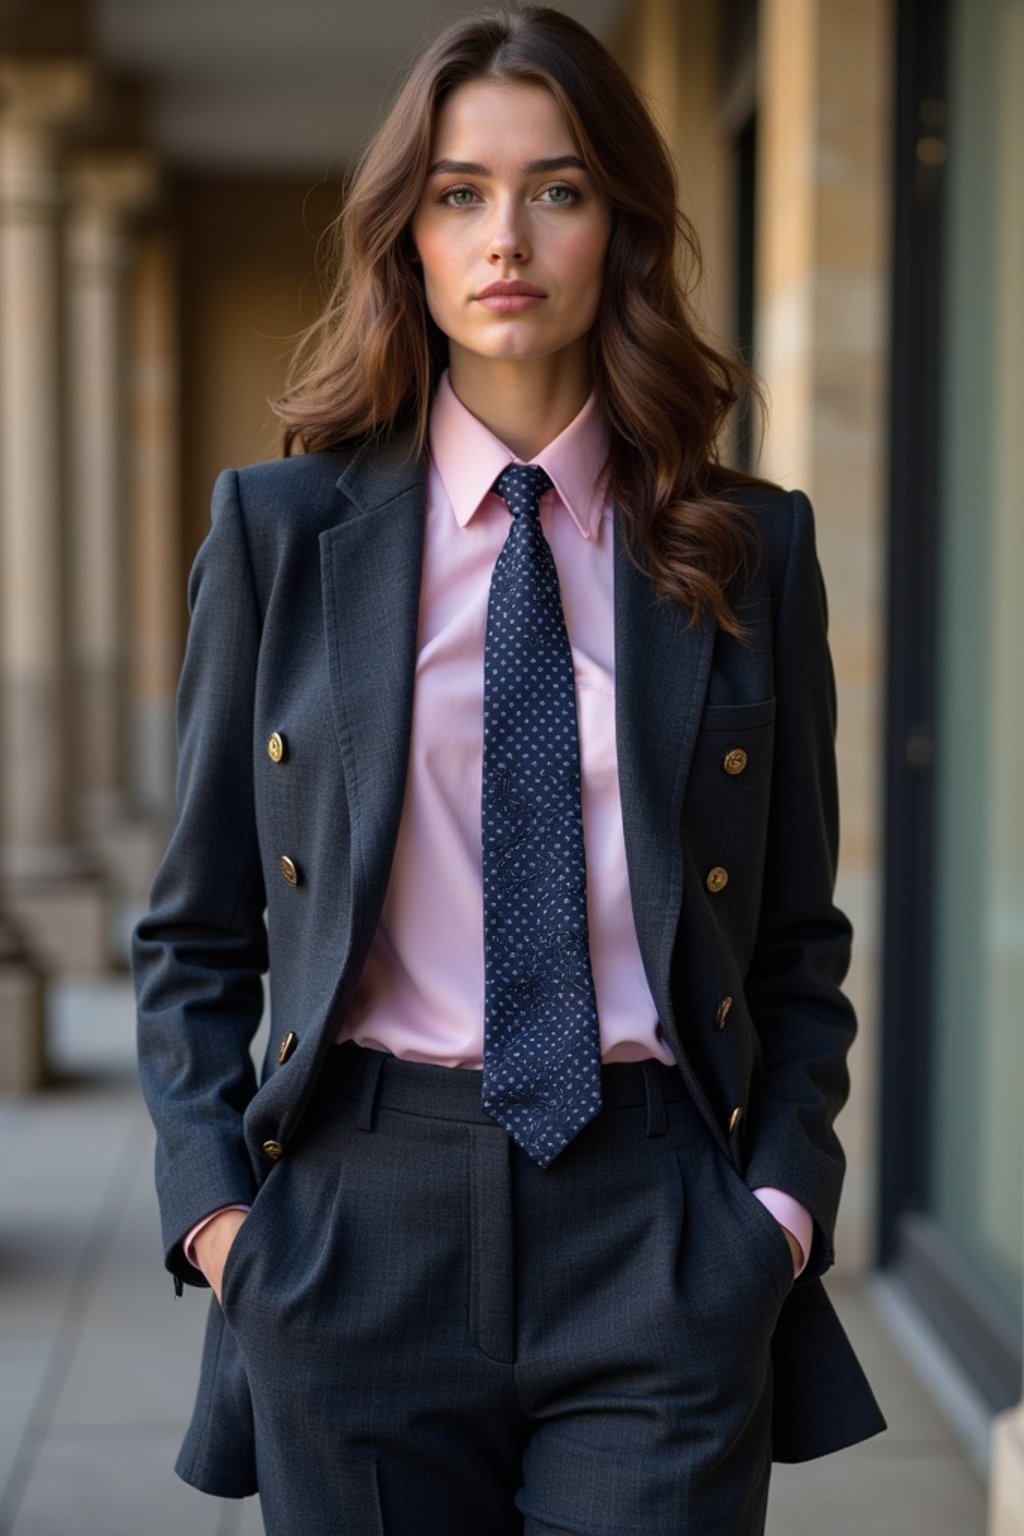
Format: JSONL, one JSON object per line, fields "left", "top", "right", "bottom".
{"left": 447, "top": 344, "right": 592, "bottom": 461}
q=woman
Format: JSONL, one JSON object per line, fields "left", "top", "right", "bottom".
{"left": 134, "top": 7, "right": 886, "bottom": 1533}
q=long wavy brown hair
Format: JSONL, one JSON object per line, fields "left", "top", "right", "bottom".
{"left": 274, "top": 6, "right": 782, "bottom": 636}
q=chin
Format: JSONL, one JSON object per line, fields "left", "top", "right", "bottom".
{"left": 471, "top": 328, "right": 568, "bottom": 362}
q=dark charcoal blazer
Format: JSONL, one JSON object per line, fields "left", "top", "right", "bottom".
{"left": 133, "top": 422, "right": 886, "bottom": 1491}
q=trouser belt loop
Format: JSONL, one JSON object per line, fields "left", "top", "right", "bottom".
{"left": 641, "top": 1060, "right": 667, "bottom": 1137}
{"left": 356, "top": 1049, "right": 386, "bottom": 1131}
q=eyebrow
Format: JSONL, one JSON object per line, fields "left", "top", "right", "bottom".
{"left": 426, "top": 155, "right": 587, "bottom": 176}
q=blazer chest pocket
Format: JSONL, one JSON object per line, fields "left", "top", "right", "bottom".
{"left": 683, "top": 698, "right": 777, "bottom": 917}
{"left": 693, "top": 698, "right": 777, "bottom": 786}
{"left": 698, "top": 696, "right": 777, "bottom": 735}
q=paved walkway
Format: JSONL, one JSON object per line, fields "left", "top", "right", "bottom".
{"left": 0, "top": 980, "right": 990, "bottom": 1535}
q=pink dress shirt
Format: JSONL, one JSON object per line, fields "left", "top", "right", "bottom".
{"left": 186, "top": 370, "right": 812, "bottom": 1279}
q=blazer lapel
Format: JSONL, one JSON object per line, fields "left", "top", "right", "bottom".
{"left": 321, "top": 425, "right": 427, "bottom": 968}
{"left": 613, "top": 513, "right": 721, "bottom": 1134}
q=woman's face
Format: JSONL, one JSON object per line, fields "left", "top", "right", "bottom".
{"left": 410, "top": 78, "right": 612, "bottom": 376}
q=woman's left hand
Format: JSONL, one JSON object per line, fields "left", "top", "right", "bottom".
{"left": 778, "top": 1222, "right": 803, "bottom": 1277}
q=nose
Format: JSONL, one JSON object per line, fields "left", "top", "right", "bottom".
{"left": 487, "top": 199, "right": 529, "bottom": 264}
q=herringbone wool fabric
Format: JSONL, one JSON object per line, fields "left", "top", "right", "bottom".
{"left": 480, "top": 464, "right": 603, "bottom": 1166}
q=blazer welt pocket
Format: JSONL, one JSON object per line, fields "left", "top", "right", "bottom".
{"left": 699, "top": 697, "right": 777, "bottom": 733}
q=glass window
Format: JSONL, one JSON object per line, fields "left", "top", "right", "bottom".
{"left": 930, "top": 0, "right": 1024, "bottom": 1322}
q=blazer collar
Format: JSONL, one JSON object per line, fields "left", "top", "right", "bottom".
{"left": 334, "top": 417, "right": 426, "bottom": 517}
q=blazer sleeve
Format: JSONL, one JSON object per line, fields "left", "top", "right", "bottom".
{"left": 132, "top": 468, "right": 268, "bottom": 1290}
{"left": 742, "top": 487, "right": 857, "bottom": 1285}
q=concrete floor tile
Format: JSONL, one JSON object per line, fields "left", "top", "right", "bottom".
{"left": 0, "top": 1342, "right": 50, "bottom": 1502}
{"left": 0, "top": 1089, "right": 139, "bottom": 1224}
{"left": 5, "top": 1426, "right": 225, "bottom": 1536}
{"left": 47, "top": 978, "right": 138, "bottom": 1080}
{"left": 202, "top": 1495, "right": 266, "bottom": 1536}
{"left": 0, "top": 1104, "right": 28, "bottom": 1160}
{"left": 46, "top": 1129, "right": 210, "bottom": 1430}
{"left": 46, "top": 1292, "right": 211, "bottom": 1432}
{"left": 766, "top": 1441, "right": 988, "bottom": 1535}
{"left": 0, "top": 1091, "right": 143, "bottom": 1342}
{"left": 827, "top": 1280, "right": 962, "bottom": 1444}
{"left": 232, "top": 1497, "right": 267, "bottom": 1535}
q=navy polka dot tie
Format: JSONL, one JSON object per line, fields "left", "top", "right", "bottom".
{"left": 480, "top": 463, "right": 603, "bottom": 1167}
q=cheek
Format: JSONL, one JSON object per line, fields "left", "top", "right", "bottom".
{"left": 412, "top": 221, "right": 464, "bottom": 311}
{"left": 558, "top": 221, "right": 610, "bottom": 292}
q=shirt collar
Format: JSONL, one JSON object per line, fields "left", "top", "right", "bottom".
{"left": 428, "top": 368, "right": 611, "bottom": 540}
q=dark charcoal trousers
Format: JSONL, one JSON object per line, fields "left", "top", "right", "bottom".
{"left": 217, "top": 1042, "right": 795, "bottom": 1535}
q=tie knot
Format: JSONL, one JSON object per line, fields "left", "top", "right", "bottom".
{"left": 492, "top": 463, "right": 554, "bottom": 521}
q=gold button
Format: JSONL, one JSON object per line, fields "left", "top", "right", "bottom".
{"left": 706, "top": 865, "right": 729, "bottom": 893}
{"left": 727, "top": 1106, "right": 743, "bottom": 1134}
{"left": 278, "top": 1031, "right": 298, "bottom": 1065}
{"left": 279, "top": 855, "right": 299, "bottom": 887}
{"left": 723, "top": 747, "right": 748, "bottom": 775}
{"left": 716, "top": 995, "right": 733, "bottom": 1030}
{"left": 262, "top": 1139, "right": 284, "bottom": 1161}
{"left": 267, "top": 731, "right": 286, "bottom": 763}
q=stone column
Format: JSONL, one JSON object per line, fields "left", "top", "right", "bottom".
{"left": 0, "top": 911, "right": 47, "bottom": 1092}
{"left": 127, "top": 224, "right": 181, "bottom": 831}
{"left": 608, "top": 0, "right": 732, "bottom": 361}
{"left": 756, "top": 0, "right": 892, "bottom": 1277}
{"left": 0, "top": 61, "right": 109, "bottom": 974}
{"left": 65, "top": 152, "right": 158, "bottom": 839}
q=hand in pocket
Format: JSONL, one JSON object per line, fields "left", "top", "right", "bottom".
{"left": 194, "top": 1208, "right": 249, "bottom": 1304}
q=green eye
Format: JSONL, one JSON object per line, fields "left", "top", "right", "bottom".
{"left": 542, "top": 185, "right": 581, "bottom": 205}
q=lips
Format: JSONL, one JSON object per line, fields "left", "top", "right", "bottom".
{"left": 475, "top": 280, "right": 546, "bottom": 299}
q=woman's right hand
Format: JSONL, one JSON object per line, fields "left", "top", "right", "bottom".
{"left": 193, "top": 1208, "right": 249, "bottom": 1304}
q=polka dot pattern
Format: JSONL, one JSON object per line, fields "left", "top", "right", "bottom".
{"left": 480, "top": 463, "right": 603, "bottom": 1168}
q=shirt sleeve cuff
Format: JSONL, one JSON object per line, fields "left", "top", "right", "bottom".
{"left": 183, "top": 1204, "right": 251, "bottom": 1273}
{"left": 750, "top": 1187, "right": 813, "bottom": 1278}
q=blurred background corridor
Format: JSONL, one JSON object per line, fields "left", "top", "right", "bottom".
{"left": 0, "top": 0, "right": 1020, "bottom": 1530}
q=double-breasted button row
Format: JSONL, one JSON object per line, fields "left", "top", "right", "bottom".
{"left": 268, "top": 730, "right": 301, "bottom": 889}
{"left": 706, "top": 741, "right": 750, "bottom": 894}
{"left": 262, "top": 1138, "right": 284, "bottom": 1161}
